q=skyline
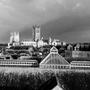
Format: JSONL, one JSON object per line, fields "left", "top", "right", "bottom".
{"left": 0, "top": 0, "right": 90, "bottom": 42}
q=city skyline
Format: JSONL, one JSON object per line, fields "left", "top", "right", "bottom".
{"left": 0, "top": 0, "right": 90, "bottom": 43}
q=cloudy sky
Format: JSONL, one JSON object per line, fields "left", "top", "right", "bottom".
{"left": 0, "top": 0, "right": 90, "bottom": 43}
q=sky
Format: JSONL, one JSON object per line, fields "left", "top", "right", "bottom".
{"left": 0, "top": 0, "right": 90, "bottom": 42}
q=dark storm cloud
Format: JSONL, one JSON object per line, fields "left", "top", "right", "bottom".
{"left": 42, "top": 15, "right": 90, "bottom": 36}
{"left": 0, "top": 0, "right": 90, "bottom": 42}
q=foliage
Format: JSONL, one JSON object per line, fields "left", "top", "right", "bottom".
{"left": 0, "top": 69, "right": 90, "bottom": 90}
{"left": 0, "top": 70, "right": 54, "bottom": 90}
{"left": 56, "top": 71, "right": 90, "bottom": 90}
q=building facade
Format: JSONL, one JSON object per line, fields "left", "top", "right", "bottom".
{"left": 72, "top": 51, "right": 90, "bottom": 58}
{"left": 33, "top": 25, "right": 41, "bottom": 42}
{"left": 9, "top": 32, "right": 20, "bottom": 46}
{"left": 52, "top": 39, "right": 61, "bottom": 46}
{"left": 10, "top": 32, "right": 20, "bottom": 43}
{"left": 21, "top": 40, "right": 37, "bottom": 47}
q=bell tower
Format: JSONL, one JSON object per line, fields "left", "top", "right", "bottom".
{"left": 33, "top": 25, "right": 41, "bottom": 42}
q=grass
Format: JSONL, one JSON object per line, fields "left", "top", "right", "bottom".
{"left": 0, "top": 67, "right": 90, "bottom": 90}
{"left": 0, "top": 67, "right": 55, "bottom": 90}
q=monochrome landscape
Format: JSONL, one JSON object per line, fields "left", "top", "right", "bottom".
{"left": 0, "top": 0, "right": 90, "bottom": 90}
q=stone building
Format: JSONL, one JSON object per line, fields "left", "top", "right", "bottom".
{"left": 33, "top": 25, "right": 41, "bottom": 42}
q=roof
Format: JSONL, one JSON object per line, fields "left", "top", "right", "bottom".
{"left": 40, "top": 46, "right": 69, "bottom": 65}
{"left": 0, "top": 59, "right": 38, "bottom": 63}
{"left": 50, "top": 46, "right": 58, "bottom": 53}
{"left": 52, "top": 85, "right": 62, "bottom": 90}
{"left": 70, "top": 61, "right": 90, "bottom": 64}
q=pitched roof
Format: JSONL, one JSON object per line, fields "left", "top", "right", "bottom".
{"left": 52, "top": 85, "right": 62, "bottom": 90}
{"left": 70, "top": 61, "right": 90, "bottom": 65}
{"left": 40, "top": 46, "right": 69, "bottom": 65}
{"left": 50, "top": 46, "right": 58, "bottom": 53}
